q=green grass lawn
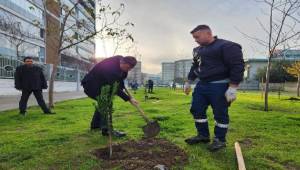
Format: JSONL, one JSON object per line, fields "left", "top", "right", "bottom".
{"left": 0, "top": 88, "right": 300, "bottom": 170}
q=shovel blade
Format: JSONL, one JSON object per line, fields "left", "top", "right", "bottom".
{"left": 142, "top": 121, "right": 160, "bottom": 138}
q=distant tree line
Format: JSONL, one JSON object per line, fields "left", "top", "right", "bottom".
{"left": 255, "top": 60, "right": 297, "bottom": 83}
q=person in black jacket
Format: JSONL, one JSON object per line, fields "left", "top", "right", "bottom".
{"left": 147, "top": 79, "right": 154, "bottom": 93}
{"left": 184, "top": 25, "right": 245, "bottom": 151}
{"left": 81, "top": 55, "right": 139, "bottom": 137}
{"left": 14, "top": 57, "right": 53, "bottom": 115}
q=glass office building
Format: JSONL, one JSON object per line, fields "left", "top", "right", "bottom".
{"left": 174, "top": 59, "right": 193, "bottom": 80}
{"left": 0, "top": 0, "right": 45, "bottom": 62}
{"left": 161, "top": 62, "right": 175, "bottom": 85}
{"left": 0, "top": 0, "right": 95, "bottom": 70}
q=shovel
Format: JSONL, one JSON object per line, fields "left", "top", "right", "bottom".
{"left": 125, "top": 88, "right": 160, "bottom": 138}
{"left": 134, "top": 104, "right": 160, "bottom": 138}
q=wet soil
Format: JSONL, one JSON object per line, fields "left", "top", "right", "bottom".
{"left": 92, "top": 138, "right": 188, "bottom": 170}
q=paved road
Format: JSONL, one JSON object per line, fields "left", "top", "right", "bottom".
{"left": 0, "top": 91, "right": 86, "bottom": 112}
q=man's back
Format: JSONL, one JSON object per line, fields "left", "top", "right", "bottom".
{"left": 148, "top": 80, "right": 154, "bottom": 86}
{"left": 81, "top": 56, "right": 127, "bottom": 99}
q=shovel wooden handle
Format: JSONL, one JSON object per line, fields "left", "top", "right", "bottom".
{"left": 133, "top": 104, "right": 151, "bottom": 123}
{"left": 124, "top": 88, "right": 151, "bottom": 123}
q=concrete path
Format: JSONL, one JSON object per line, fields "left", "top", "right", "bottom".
{"left": 0, "top": 91, "right": 86, "bottom": 112}
{"left": 0, "top": 79, "right": 83, "bottom": 96}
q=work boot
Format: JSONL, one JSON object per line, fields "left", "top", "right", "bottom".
{"left": 185, "top": 135, "right": 210, "bottom": 145}
{"left": 208, "top": 138, "right": 226, "bottom": 152}
{"left": 102, "top": 129, "right": 126, "bottom": 138}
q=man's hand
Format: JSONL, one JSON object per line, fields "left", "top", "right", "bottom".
{"left": 184, "top": 82, "right": 191, "bottom": 95}
{"left": 225, "top": 86, "right": 238, "bottom": 103}
{"left": 129, "top": 98, "right": 139, "bottom": 107}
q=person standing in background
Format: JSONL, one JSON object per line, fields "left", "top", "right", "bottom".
{"left": 14, "top": 57, "right": 53, "bottom": 115}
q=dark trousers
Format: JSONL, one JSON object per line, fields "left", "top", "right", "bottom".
{"left": 190, "top": 82, "right": 229, "bottom": 142}
{"left": 90, "top": 110, "right": 111, "bottom": 130}
{"left": 19, "top": 90, "right": 50, "bottom": 113}
{"left": 148, "top": 85, "right": 153, "bottom": 93}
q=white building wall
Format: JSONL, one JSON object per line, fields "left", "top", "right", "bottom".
{"left": 245, "top": 59, "right": 268, "bottom": 81}
{"left": 162, "top": 62, "right": 175, "bottom": 84}
{"left": 174, "top": 59, "right": 192, "bottom": 80}
{"left": 127, "top": 61, "right": 142, "bottom": 85}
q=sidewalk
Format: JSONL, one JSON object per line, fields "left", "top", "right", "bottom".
{"left": 0, "top": 79, "right": 83, "bottom": 96}
{"left": 0, "top": 91, "right": 87, "bottom": 112}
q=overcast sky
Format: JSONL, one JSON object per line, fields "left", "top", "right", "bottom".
{"left": 96, "top": 0, "right": 271, "bottom": 74}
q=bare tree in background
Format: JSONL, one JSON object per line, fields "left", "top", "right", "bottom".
{"left": 96, "top": 4, "right": 135, "bottom": 57}
{"left": 34, "top": 0, "right": 134, "bottom": 107}
{"left": 242, "top": 0, "right": 300, "bottom": 111}
{"left": 0, "top": 15, "right": 39, "bottom": 59}
{"left": 110, "top": 26, "right": 134, "bottom": 55}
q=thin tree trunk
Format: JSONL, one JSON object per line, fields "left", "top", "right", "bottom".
{"left": 108, "top": 107, "right": 113, "bottom": 158}
{"left": 264, "top": 57, "right": 272, "bottom": 111}
{"left": 48, "top": 63, "right": 58, "bottom": 108}
{"left": 261, "top": 77, "right": 264, "bottom": 100}
{"left": 297, "top": 75, "right": 300, "bottom": 97}
{"left": 264, "top": 0, "right": 274, "bottom": 112}
{"left": 16, "top": 45, "right": 20, "bottom": 59}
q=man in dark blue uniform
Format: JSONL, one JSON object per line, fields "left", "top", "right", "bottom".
{"left": 14, "top": 57, "right": 53, "bottom": 115}
{"left": 184, "top": 25, "right": 244, "bottom": 151}
{"left": 81, "top": 55, "right": 138, "bottom": 137}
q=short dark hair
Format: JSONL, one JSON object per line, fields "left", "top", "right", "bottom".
{"left": 121, "top": 56, "right": 137, "bottom": 68}
{"left": 23, "top": 56, "right": 33, "bottom": 62}
{"left": 190, "top": 25, "right": 211, "bottom": 34}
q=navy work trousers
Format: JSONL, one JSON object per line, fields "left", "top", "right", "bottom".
{"left": 190, "top": 81, "right": 229, "bottom": 142}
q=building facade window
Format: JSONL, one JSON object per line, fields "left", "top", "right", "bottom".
{"left": 0, "top": 0, "right": 43, "bottom": 25}
{"left": 1, "top": 0, "right": 95, "bottom": 68}
{"left": 0, "top": 10, "right": 43, "bottom": 40}
{"left": 78, "top": 47, "right": 92, "bottom": 59}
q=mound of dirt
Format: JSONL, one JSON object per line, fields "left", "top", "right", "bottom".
{"left": 148, "top": 97, "right": 160, "bottom": 100}
{"left": 285, "top": 97, "right": 300, "bottom": 101}
{"left": 92, "top": 138, "right": 188, "bottom": 170}
{"left": 238, "top": 138, "right": 253, "bottom": 148}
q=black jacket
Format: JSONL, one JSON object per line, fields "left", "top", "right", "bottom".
{"left": 148, "top": 80, "right": 154, "bottom": 87}
{"left": 81, "top": 56, "right": 130, "bottom": 101}
{"left": 14, "top": 65, "right": 48, "bottom": 90}
{"left": 188, "top": 38, "right": 245, "bottom": 84}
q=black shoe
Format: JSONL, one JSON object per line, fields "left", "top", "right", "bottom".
{"left": 19, "top": 111, "right": 26, "bottom": 116}
{"left": 91, "top": 127, "right": 100, "bottom": 131}
{"left": 102, "top": 129, "right": 126, "bottom": 137}
{"left": 208, "top": 138, "right": 226, "bottom": 152}
{"left": 101, "top": 128, "right": 108, "bottom": 136}
{"left": 185, "top": 135, "right": 210, "bottom": 145}
{"left": 44, "top": 111, "right": 56, "bottom": 114}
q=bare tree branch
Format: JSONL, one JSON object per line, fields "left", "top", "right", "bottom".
{"left": 258, "top": 0, "right": 300, "bottom": 22}
{"left": 235, "top": 27, "right": 269, "bottom": 47}
{"left": 271, "top": 0, "right": 298, "bottom": 51}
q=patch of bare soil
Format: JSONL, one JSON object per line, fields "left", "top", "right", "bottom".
{"left": 92, "top": 138, "right": 188, "bottom": 170}
{"left": 285, "top": 97, "right": 300, "bottom": 101}
{"left": 282, "top": 160, "right": 300, "bottom": 170}
{"left": 238, "top": 138, "right": 253, "bottom": 148}
{"left": 148, "top": 97, "right": 160, "bottom": 100}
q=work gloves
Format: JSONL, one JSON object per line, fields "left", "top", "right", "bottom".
{"left": 183, "top": 81, "right": 238, "bottom": 103}
{"left": 184, "top": 81, "right": 191, "bottom": 95}
{"left": 225, "top": 86, "right": 237, "bottom": 103}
